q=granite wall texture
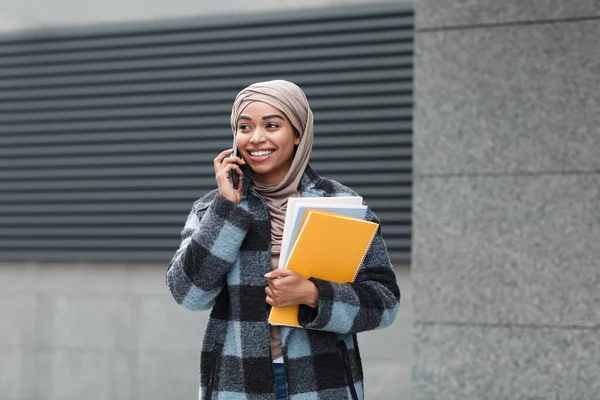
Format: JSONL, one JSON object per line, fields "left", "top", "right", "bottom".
{"left": 413, "top": 2, "right": 600, "bottom": 399}
{"left": 0, "top": 263, "right": 412, "bottom": 400}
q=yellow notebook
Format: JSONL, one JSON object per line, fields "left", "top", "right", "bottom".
{"left": 268, "top": 209, "right": 379, "bottom": 327}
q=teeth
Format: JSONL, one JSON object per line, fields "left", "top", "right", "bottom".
{"left": 250, "top": 150, "right": 274, "bottom": 157}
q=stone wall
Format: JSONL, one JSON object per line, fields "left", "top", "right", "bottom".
{"left": 0, "top": 263, "right": 412, "bottom": 400}
{"left": 412, "top": 2, "right": 600, "bottom": 399}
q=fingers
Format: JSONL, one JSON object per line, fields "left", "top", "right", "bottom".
{"left": 214, "top": 149, "right": 245, "bottom": 166}
{"left": 267, "top": 280, "right": 279, "bottom": 293}
{"left": 214, "top": 149, "right": 233, "bottom": 169}
{"left": 265, "top": 269, "right": 294, "bottom": 279}
{"left": 215, "top": 162, "right": 244, "bottom": 186}
{"left": 215, "top": 148, "right": 234, "bottom": 160}
{"left": 265, "top": 286, "right": 274, "bottom": 298}
{"left": 265, "top": 286, "right": 276, "bottom": 306}
{"left": 222, "top": 156, "right": 246, "bottom": 166}
{"left": 214, "top": 149, "right": 245, "bottom": 171}
{"left": 220, "top": 162, "right": 244, "bottom": 177}
{"left": 231, "top": 163, "right": 244, "bottom": 176}
{"left": 213, "top": 150, "right": 246, "bottom": 204}
{"left": 214, "top": 148, "right": 244, "bottom": 163}
{"left": 215, "top": 159, "right": 245, "bottom": 177}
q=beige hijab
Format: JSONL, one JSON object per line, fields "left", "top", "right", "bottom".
{"left": 230, "top": 80, "right": 314, "bottom": 256}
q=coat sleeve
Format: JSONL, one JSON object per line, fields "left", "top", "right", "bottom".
{"left": 296, "top": 208, "right": 400, "bottom": 334}
{"left": 166, "top": 193, "right": 254, "bottom": 311}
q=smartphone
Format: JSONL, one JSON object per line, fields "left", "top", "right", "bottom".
{"left": 229, "top": 136, "right": 240, "bottom": 189}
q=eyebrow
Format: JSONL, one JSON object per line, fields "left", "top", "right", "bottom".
{"left": 262, "top": 114, "right": 284, "bottom": 121}
{"left": 237, "top": 114, "right": 285, "bottom": 122}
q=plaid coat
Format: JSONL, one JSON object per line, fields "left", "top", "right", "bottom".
{"left": 166, "top": 165, "right": 400, "bottom": 400}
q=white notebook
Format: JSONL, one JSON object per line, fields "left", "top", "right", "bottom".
{"left": 279, "top": 196, "right": 364, "bottom": 269}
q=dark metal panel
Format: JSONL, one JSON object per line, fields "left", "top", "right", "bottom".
{"left": 0, "top": 160, "right": 410, "bottom": 180}
{"left": 0, "top": 70, "right": 408, "bottom": 101}
{"left": 0, "top": 173, "right": 411, "bottom": 192}
{"left": 0, "top": 31, "right": 412, "bottom": 71}
{"left": 0, "top": 251, "right": 177, "bottom": 261}
{"left": 0, "top": 4, "right": 413, "bottom": 263}
{"left": 1, "top": 239, "right": 177, "bottom": 248}
{"left": 0, "top": 46, "right": 411, "bottom": 81}
{"left": 0, "top": 208, "right": 408, "bottom": 226}
{"left": 1, "top": 109, "right": 409, "bottom": 133}
{"left": 0, "top": 82, "right": 412, "bottom": 111}
{"left": 0, "top": 123, "right": 412, "bottom": 145}
{"left": 0, "top": 95, "right": 412, "bottom": 123}
{"left": 0, "top": 197, "right": 406, "bottom": 214}
{"left": 0, "top": 215, "right": 186, "bottom": 225}
{"left": 0, "top": 147, "right": 411, "bottom": 169}
{"left": 0, "top": 7, "right": 412, "bottom": 51}
{"left": 0, "top": 135, "right": 411, "bottom": 159}
{"left": 2, "top": 227, "right": 179, "bottom": 237}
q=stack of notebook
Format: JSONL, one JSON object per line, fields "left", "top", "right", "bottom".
{"left": 268, "top": 196, "right": 379, "bottom": 327}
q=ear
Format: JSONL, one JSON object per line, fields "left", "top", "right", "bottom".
{"left": 294, "top": 135, "right": 300, "bottom": 146}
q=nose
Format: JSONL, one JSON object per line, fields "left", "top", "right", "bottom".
{"left": 249, "top": 127, "right": 266, "bottom": 144}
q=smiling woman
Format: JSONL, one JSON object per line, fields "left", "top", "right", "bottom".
{"left": 235, "top": 102, "right": 300, "bottom": 185}
{"left": 166, "top": 80, "right": 400, "bottom": 400}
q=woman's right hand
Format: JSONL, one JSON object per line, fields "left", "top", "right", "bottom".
{"left": 214, "top": 149, "right": 246, "bottom": 204}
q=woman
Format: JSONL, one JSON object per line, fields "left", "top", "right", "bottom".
{"left": 166, "top": 80, "right": 400, "bottom": 400}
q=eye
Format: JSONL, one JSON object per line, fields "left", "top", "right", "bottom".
{"left": 238, "top": 124, "right": 252, "bottom": 131}
{"left": 266, "top": 123, "right": 280, "bottom": 129}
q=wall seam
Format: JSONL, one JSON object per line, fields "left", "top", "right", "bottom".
{"left": 416, "top": 15, "right": 600, "bottom": 33}
{"left": 415, "top": 320, "right": 600, "bottom": 331}
{"left": 414, "top": 170, "right": 600, "bottom": 179}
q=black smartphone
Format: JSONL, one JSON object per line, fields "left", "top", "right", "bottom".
{"left": 229, "top": 136, "right": 240, "bottom": 189}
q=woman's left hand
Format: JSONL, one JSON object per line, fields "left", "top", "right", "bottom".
{"left": 264, "top": 269, "right": 319, "bottom": 309}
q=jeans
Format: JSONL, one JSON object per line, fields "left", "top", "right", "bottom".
{"left": 273, "top": 363, "right": 288, "bottom": 400}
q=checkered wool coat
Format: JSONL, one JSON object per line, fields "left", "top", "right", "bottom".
{"left": 166, "top": 165, "right": 400, "bottom": 400}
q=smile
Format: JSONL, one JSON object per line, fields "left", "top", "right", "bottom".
{"left": 249, "top": 150, "right": 274, "bottom": 157}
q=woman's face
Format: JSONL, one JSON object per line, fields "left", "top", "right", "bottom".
{"left": 235, "top": 101, "right": 300, "bottom": 184}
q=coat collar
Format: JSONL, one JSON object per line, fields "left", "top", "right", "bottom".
{"left": 299, "top": 164, "right": 324, "bottom": 195}
{"left": 242, "top": 164, "right": 324, "bottom": 199}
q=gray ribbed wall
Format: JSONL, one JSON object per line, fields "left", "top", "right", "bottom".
{"left": 0, "top": 4, "right": 413, "bottom": 262}
{"left": 413, "top": 2, "right": 600, "bottom": 399}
